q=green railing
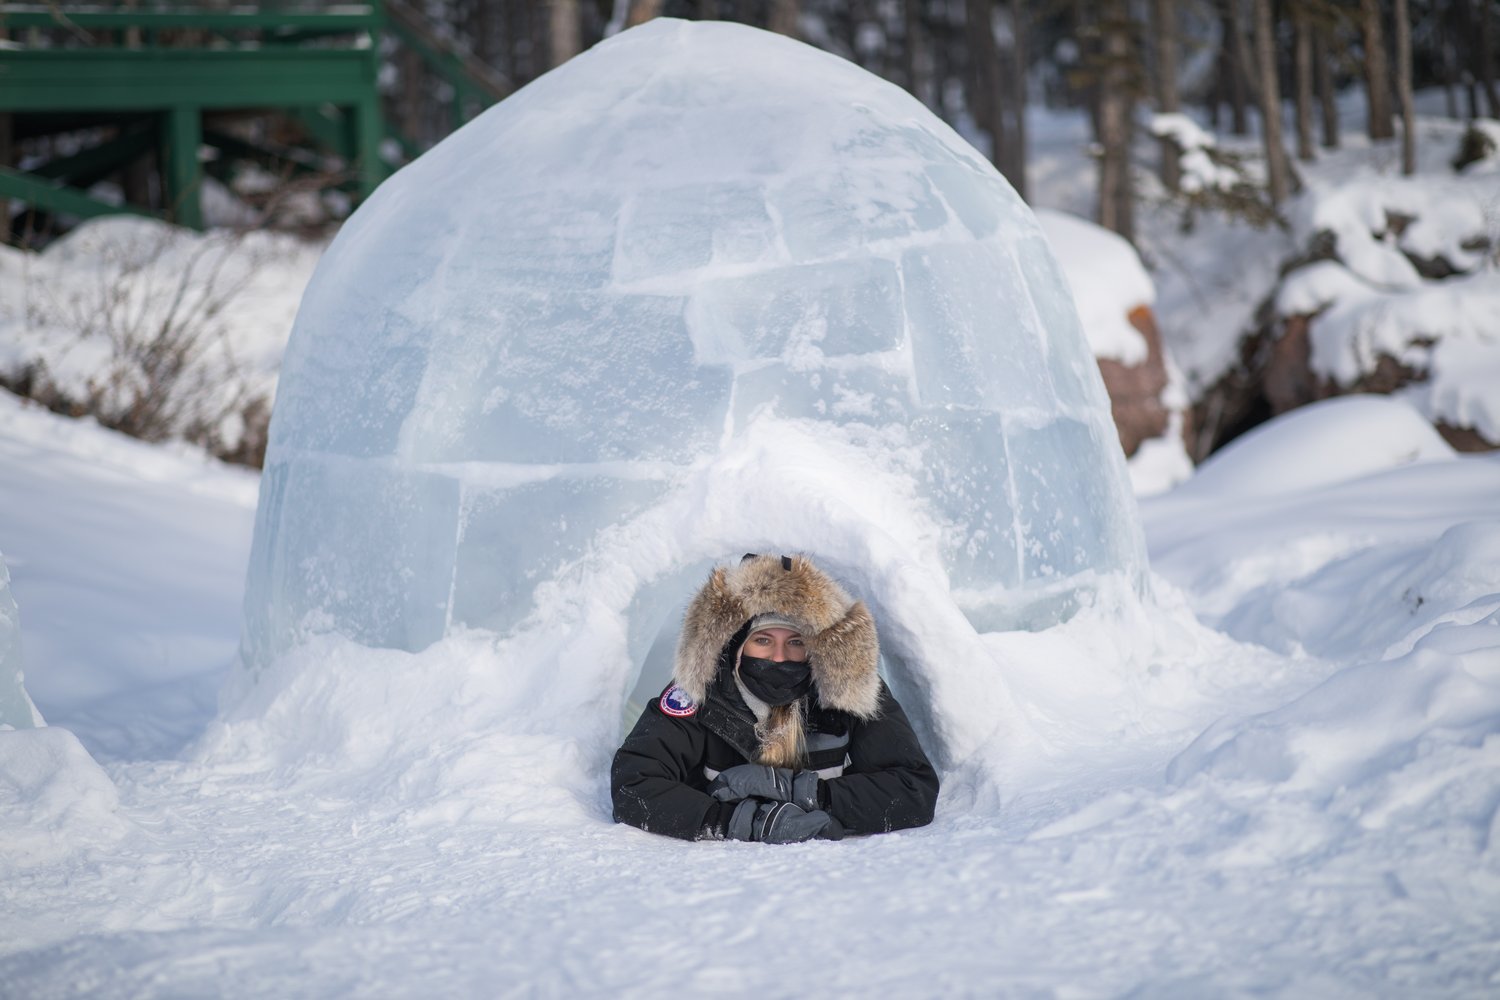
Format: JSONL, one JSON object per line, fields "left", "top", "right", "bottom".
{"left": 0, "top": 2, "right": 509, "bottom": 233}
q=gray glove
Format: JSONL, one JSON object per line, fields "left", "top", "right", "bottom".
{"left": 725, "top": 798, "right": 845, "bottom": 844}
{"left": 708, "top": 764, "right": 821, "bottom": 812}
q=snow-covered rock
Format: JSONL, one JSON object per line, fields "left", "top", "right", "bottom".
{"left": 1254, "top": 169, "right": 1500, "bottom": 451}
{"left": 1270, "top": 258, "right": 1500, "bottom": 447}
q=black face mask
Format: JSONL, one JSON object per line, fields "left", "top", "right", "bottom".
{"left": 738, "top": 655, "right": 814, "bottom": 707}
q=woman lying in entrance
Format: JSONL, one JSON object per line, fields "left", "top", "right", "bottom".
{"left": 611, "top": 553, "right": 939, "bottom": 842}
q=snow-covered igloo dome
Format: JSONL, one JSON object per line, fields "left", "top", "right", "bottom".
{"left": 241, "top": 19, "right": 1144, "bottom": 752}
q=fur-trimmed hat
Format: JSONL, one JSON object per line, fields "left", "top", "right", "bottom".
{"left": 673, "top": 553, "right": 881, "bottom": 718}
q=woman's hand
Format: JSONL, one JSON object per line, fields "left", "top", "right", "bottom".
{"left": 724, "top": 798, "right": 844, "bottom": 843}
{"left": 708, "top": 764, "right": 821, "bottom": 812}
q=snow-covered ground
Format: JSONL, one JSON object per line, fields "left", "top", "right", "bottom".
{"left": 3, "top": 386, "right": 1497, "bottom": 995}
{"left": 3, "top": 33, "right": 1499, "bottom": 992}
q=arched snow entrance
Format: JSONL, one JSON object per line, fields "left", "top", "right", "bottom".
{"left": 238, "top": 19, "right": 1145, "bottom": 766}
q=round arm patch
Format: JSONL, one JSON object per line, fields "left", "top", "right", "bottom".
{"left": 659, "top": 684, "right": 698, "bottom": 717}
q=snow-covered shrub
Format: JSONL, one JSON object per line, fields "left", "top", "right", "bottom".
{"left": 0, "top": 218, "right": 319, "bottom": 466}
{"left": 1148, "top": 112, "right": 1281, "bottom": 232}
{"left": 1451, "top": 118, "right": 1500, "bottom": 174}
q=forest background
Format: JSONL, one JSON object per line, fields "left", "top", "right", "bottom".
{"left": 380, "top": 0, "right": 1498, "bottom": 234}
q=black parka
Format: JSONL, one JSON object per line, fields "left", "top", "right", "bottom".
{"left": 612, "top": 671, "right": 939, "bottom": 841}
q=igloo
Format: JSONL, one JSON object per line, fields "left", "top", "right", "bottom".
{"left": 240, "top": 19, "right": 1144, "bottom": 752}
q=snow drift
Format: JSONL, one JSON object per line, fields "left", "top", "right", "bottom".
{"left": 239, "top": 19, "right": 1143, "bottom": 764}
{"left": 0, "top": 548, "right": 42, "bottom": 730}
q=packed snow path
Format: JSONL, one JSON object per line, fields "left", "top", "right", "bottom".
{"left": 3, "top": 394, "right": 1499, "bottom": 996}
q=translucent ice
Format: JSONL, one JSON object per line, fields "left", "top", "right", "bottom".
{"left": 0, "top": 550, "right": 43, "bottom": 730}
{"left": 241, "top": 19, "right": 1144, "bottom": 704}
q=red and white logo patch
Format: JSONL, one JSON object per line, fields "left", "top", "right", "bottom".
{"left": 659, "top": 684, "right": 698, "bottom": 717}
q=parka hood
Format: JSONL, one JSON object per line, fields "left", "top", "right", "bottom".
{"left": 673, "top": 554, "right": 881, "bottom": 719}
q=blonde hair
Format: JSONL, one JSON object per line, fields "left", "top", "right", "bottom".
{"left": 755, "top": 699, "right": 807, "bottom": 768}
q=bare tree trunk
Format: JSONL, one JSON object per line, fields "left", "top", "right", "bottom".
{"left": 903, "top": 0, "right": 931, "bottom": 105}
{"left": 549, "top": 0, "right": 581, "bottom": 68}
{"left": 1293, "top": 8, "right": 1315, "bottom": 161}
{"left": 1441, "top": 3, "right": 1460, "bottom": 119}
{"left": 505, "top": 1, "right": 543, "bottom": 85}
{"left": 1151, "top": 0, "right": 1181, "bottom": 192}
{"left": 626, "top": 0, "right": 664, "bottom": 28}
{"left": 1009, "top": 0, "right": 1028, "bottom": 201}
{"left": 1360, "top": 0, "right": 1395, "bottom": 140}
{"left": 1253, "top": 0, "right": 1291, "bottom": 205}
{"left": 398, "top": 46, "right": 426, "bottom": 146}
{"left": 467, "top": 0, "right": 495, "bottom": 72}
{"left": 1394, "top": 0, "right": 1415, "bottom": 174}
{"left": 1482, "top": 0, "right": 1500, "bottom": 118}
{"left": 1096, "top": 0, "right": 1135, "bottom": 243}
{"left": 1314, "top": 20, "right": 1340, "bottom": 147}
{"left": 965, "top": 0, "right": 1009, "bottom": 178}
{"left": 846, "top": 0, "right": 872, "bottom": 70}
{"left": 1222, "top": 5, "right": 1250, "bottom": 135}
{"left": 1232, "top": 1, "right": 1259, "bottom": 130}
{"left": 1073, "top": 0, "right": 1102, "bottom": 138}
{"left": 1456, "top": 0, "right": 1479, "bottom": 119}
{"left": 769, "top": 0, "right": 800, "bottom": 38}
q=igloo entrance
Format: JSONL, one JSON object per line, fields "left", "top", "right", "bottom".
{"left": 239, "top": 19, "right": 1145, "bottom": 760}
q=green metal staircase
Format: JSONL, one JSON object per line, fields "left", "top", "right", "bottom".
{"left": 0, "top": 2, "right": 510, "bottom": 238}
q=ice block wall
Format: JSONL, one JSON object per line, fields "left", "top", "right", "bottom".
{"left": 241, "top": 18, "right": 1144, "bottom": 676}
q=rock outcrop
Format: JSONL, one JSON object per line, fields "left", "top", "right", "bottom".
{"left": 1096, "top": 304, "right": 1188, "bottom": 457}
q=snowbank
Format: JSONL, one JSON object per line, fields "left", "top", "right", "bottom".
{"left": 1181, "top": 394, "right": 1454, "bottom": 500}
{"left": 10, "top": 381, "right": 1500, "bottom": 995}
{"left": 0, "top": 727, "right": 129, "bottom": 866}
{"left": 196, "top": 632, "right": 603, "bottom": 831}
{"left": 0, "top": 391, "right": 256, "bottom": 760}
{"left": 0, "top": 547, "right": 42, "bottom": 730}
{"left": 1169, "top": 604, "right": 1500, "bottom": 854}
{"left": 1144, "top": 396, "right": 1500, "bottom": 631}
